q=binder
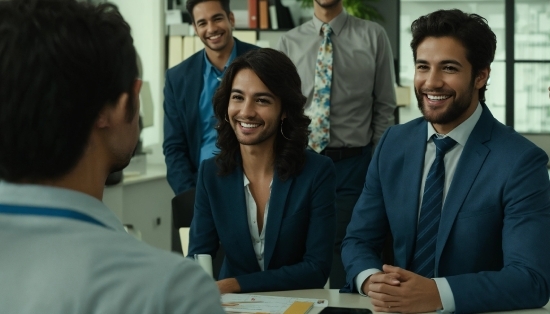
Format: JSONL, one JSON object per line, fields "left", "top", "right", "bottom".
{"left": 182, "top": 36, "right": 195, "bottom": 60}
{"left": 269, "top": 5, "right": 278, "bottom": 30}
{"left": 168, "top": 36, "right": 183, "bottom": 68}
{"left": 248, "top": 0, "right": 258, "bottom": 28}
{"left": 259, "top": 0, "right": 269, "bottom": 29}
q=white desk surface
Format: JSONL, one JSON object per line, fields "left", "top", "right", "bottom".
{"left": 255, "top": 289, "right": 550, "bottom": 314}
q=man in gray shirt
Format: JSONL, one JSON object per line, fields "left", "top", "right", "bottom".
{"left": 277, "top": 0, "right": 396, "bottom": 288}
{"left": 0, "top": 1, "right": 224, "bottom": 313}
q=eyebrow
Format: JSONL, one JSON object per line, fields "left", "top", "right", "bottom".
{"left": 196, "top": 13, "right": 225, "bottom": 24}
{"left": 231, "top": 89, "right": 275, "bottom": 98}
{"left": 415, "top": 59, "right": 463, "bottom": 67}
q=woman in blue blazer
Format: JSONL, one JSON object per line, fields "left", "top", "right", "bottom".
{"left": 187, "top": 49, "right": 337, "bottom": 293}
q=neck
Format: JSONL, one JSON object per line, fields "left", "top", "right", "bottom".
{"left": 314, "top": 3, "right": 343, "bottom": 23}
{"left": 240, "top": 145, "right": 275, "bottom": 181}
{"left": 205, "top": 37, "right": 235, "bottom": 71}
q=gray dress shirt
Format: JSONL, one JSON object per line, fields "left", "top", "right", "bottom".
{"left": 277, "top": 10, "right": 396, "bottom": 147}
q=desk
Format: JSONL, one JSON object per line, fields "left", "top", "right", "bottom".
{"left": 255, "top": 289, "right": 550, "bottom": 314}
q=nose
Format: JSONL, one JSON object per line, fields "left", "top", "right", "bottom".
{"left": 239, "top": 99, "right": 256, "bottom": 118}
{"left": 206, "top": 21, "right": 218, "bottom": 34}
{"left": 423, "top": 70, "right": 444, "bottom": 90}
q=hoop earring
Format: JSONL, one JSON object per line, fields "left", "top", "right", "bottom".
{"left": 280, "top": 119, "right": 291, "bottom": 140}
{"left": 224, "top": 115, "right": 229, "bottom": 122}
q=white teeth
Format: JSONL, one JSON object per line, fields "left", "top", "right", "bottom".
{"left": 209, "top": 34, "right": 221, "bottom": 39}
{"left": 427, "top": 95, "right": 451, "bottom": 100}
{"left": 240, "top": 122, "right": 260, "bottom": 128}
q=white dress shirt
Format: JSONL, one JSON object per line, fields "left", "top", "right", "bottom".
{"left": 355, "top": 104, "right": 483, "bottom": 313}
{"left": 244, "top": 174, "right": 272, "bottom": 271}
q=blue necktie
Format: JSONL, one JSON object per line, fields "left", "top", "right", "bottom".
{"left": 306, "top": 23, "right": 333, "bottom": 153}
{"left": 410, "top": 135, "right": 457, "bottom": 277}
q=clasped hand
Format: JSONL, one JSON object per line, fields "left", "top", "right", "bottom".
{"left": 363, "top": 264, "right": 442, "bottom": 313}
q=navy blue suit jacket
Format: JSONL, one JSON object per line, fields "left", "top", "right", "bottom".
{"left": 163, "top": 39, "right": 258, "bottom": 194}
{"left": 341, "top": 105, "right": 550, "bottom": 313}
{"left": 188, "top": 151, "right": 337, "bottom": 292}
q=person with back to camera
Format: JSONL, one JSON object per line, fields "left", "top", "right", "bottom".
{"left": 187, "top": 48, "right": 337, "bottom": 294}
{"left": 0, "top": 0, "right": 224, "bottom": 313}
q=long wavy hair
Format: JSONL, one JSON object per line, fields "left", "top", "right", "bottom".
{"left": 212, "top": 48, "right": 310, "bottom": 181}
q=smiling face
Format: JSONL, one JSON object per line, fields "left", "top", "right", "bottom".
{"left": 414, "top": 36, "right": 489, "bottom": 134}
{"left": 192, "top": 0, "right": 234, "bottom": 54}
{"left": 227, "top": 68, "right": 285, "bottom": 150}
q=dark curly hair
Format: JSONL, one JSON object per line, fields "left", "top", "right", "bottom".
{"left": 212, "top": 48, "right": 310, "bottom": 181}
{"left": 410, "top": 9, "right": 496, "bottom": 102}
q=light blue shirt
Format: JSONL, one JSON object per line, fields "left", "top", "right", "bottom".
{"left": 0, "top": 181, "right": 225, "bottom": 314}
{"left": 199, "top": 42, "right": 237, "bottom": 162}
{"left": 355, "top": 104, "right": 483, "bottom": 313}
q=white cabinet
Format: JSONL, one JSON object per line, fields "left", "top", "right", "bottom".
{"left": 103, "top": 163, "right": 174, "bottom": 251}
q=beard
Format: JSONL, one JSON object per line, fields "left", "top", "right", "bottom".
{"left": 416, "top": 80, "right": 475, "bottom": 125}
{"left": 314, "top": 0, "right": 341, "bottom": 9}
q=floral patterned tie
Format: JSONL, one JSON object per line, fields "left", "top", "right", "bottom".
{"left": 306, "top": 23, "right": 333, "bottom": 153}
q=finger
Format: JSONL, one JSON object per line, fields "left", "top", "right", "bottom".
{"left": 370, "top": 273, "right": 401, "bottom": 285}
{"left": 368, "top": 290, "right": 401, "bottom": 303}
{"left": 373, "top": 305, "right": 401, "bottom": 313}
{"left": 383, "top": 264, "right": 413, "bottom": 280}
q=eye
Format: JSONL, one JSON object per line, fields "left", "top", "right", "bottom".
{"left": 443, "top": 66, "right": 458, "bottom": 73}
{"left": 416, "top": 65, "right": 429, "bottom": 71}
{"left": 230, "top": 94, "right": 243, "bottom": 100}
{"left": 256, "top": 98, "right": 271, "bottom": 104}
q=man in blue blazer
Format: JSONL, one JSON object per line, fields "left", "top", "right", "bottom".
{"left": 163, "top": 0, "right": 258, "bottom": 194}
{"left": 188, "top": 49, "right": 336, "bottom": 293}
{"left": 341, "top": 9, "right": 550, "bottom": 313}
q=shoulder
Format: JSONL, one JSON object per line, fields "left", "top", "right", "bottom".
{"left": 301, "top": 150, "right": 336, "bottom": 177}
{"left": 236, "top": 39, "right": 260, "bottom": 54}
{"left": 280, "top": 20, "right": 315, "bottom": 41}
{"left": 198, "top": 156, "right": 220, "bottom": 175}
{"left": 347, "top": 15, "right": 386, "bottom": 33}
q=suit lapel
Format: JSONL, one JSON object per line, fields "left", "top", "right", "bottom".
{"left": 186, "top": 53, "right": 205, "bottom": 164}
{"left": 225, "top": 164, "right": 259, "bottom": 270}
{"left": 263, "top": 171, "right": 293, "bottom": 269}
{"left": 401, "top": 122, "right": 429, "bottom": 267}
{"left": 435, "top": 106, "right": 493, "bottom": 273}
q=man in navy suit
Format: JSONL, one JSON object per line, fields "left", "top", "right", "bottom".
{"left": 163, "top": 0, "right": 258, "bottom": 195}
{"left": 341, "top": 9, "right": 550, "bottom": 313}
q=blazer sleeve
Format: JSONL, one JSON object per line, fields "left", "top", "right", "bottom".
{"left": 340, "top": 128, "right": 392, "bottom": 293}
{"left": 446, "top": 145, "right": 550, "bottom": 313}
{"left": 187, "top": 161, "right": 220, "bottom": 258}
{"left": 162, "top": 69, "right": 197, "bottom": 195}
{"left": 235, "top": 158, "right": 337, "bottom": 292}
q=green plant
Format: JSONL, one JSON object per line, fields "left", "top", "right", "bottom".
{"left": 299, "top": 0, "right": 384, "bottom": 22}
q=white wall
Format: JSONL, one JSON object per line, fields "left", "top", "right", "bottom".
{"left": 109, "top": 0, "right": 166, "bottom": 149}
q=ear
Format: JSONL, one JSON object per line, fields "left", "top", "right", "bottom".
{"left": 475, "top": 67, "right": 490, "bottom": 90}
{"left": 229, "top": 11, "right": 235, "bottom": 28}
{"left": 96, "top": 93, "right": 129, "bottom": 129}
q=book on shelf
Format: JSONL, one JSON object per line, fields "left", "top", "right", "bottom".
{"left": 259, "top": 0, "right": 269, "bottom": 29}
{"left": 269, "top": 5, "right": 279, "bottom": 30}
{"left": 248, "top": 0, "right": 258, "bottom": 28}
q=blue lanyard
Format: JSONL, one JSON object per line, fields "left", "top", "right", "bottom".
{"left": 0, "top": 204, "right": 107, "bottom": 228}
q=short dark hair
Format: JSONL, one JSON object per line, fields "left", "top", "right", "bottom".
{"left": 410, "top": 9, "right": 496, "bottom": 102}
{"left": 0, "top": 0, "right": 138, "bottom": 182}
{"left": 213, "top": 48, "right": 311, "bottom": 181}
{"left": 186, "top": 0, "right": 231, "bottom": 23}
